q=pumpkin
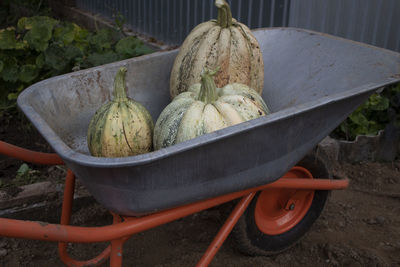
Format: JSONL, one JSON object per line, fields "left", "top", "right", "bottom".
{"left": 169, "top": 0, "right": 264, "bottom": 99}
{"left": 87, "top": 67, "right": 154, "bottom": 157}
{"left": 154, "top": 68, "right": 269, "bottom": 150}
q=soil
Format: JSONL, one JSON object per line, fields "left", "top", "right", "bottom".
{"left": 0, "top": 112, "right": 54, "bottom": 189}
{"left": 0, "top": 113, "right": 400, "bottom": 267}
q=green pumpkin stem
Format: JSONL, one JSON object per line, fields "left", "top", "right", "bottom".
{"left": 199, "top": 68, "right": 219, "bottom": 104}
{"left": 113, "top": 67, "right": 128, "bottom": 101}
{"left": 216, "top": 0, "right": 232, "bottom": 28}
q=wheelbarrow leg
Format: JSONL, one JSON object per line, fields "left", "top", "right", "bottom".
{"left": 110, "top": 214, "right": 125, "bottom": 267}
{"left": 58, "top": 169, "right": 76, "bottom": 264}
{"left": 110, "top": 239, "right": 124, "bottom": 267}
{"left": 58, "top": 170, "right": 112, "bottom": 266}
{"left": 60, "top": 169, "right": 75, "bottom": 225}
{"left": 197, "top": 192, "right": 256, "bottom": 267}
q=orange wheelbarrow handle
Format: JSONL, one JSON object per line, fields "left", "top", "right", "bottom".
{"left": 0, "top": 140, "right": 63, "bottom": 165}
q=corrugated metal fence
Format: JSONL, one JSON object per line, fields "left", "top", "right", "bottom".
{"left": 76, "top": 0, "right": 400, "bottom": 52}
{"left": 76, "top": 0, "right": 290, "bottom": 44}
{"left": 289, "top": 0, "right": 400, "bottom": 52}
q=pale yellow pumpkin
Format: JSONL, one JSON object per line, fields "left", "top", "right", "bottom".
{"left": 87, "top": 67, "right": 154, "bottom": 157}
{"left": 154, "top": 69, "right": 269, "bottom": 150}
{"left": 169, "top": 0, "right": 264, "bottom": 99}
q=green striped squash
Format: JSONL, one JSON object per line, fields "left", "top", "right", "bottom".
{"left": 170, "top": 0, "right": 264, "bottom": 99}
{"left": 87, "top": 67, "right": 154, "bottom": 157}
{"left": 154, "top": 68, "right": 270, "bottom": 150}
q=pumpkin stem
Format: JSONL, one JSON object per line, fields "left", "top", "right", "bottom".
{"left": 216, "top": 0, "right": 232, "bottom": 28}
{"left": 198, "top": 68, "right": 219, "bottom": 104}
{"left": 113, "top": 67, "right": 128, "bottom": 101}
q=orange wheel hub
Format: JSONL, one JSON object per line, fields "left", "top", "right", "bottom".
{"left": 254, "top": 167, "right": 315, "bottom": 235}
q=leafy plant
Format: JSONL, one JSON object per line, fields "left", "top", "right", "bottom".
{"left": 331, "top": 83, "right": 400, "bottom": 140}
{"left": 0, "top": 163, "right": 42, "bottom": 189}
{"left": 0, "top": 15, "right": 153, "bottom": 115}
{"left": 14, "top": 163, "right": 41, "bottom": 185}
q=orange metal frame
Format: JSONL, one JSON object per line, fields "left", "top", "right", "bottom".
{"left": 0, "top": 140, "right": 349, "bottom": 267}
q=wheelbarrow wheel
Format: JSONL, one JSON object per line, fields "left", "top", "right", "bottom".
{"left": 233, "top": 153, "right": 330, "bottom": 256}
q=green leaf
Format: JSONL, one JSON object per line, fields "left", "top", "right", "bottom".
{"left": 23, "top": 17, "right": 58, "bottom": 52}
{"left": 73, "top": 23, "right": 88, "bottom": 40}
{"left": 7, "top": 92, "right": 19, "bottom": 100}
{"left": 0, "top": 60, "right": 3, "bottom": 73}
{"left": 16, "top": 163, "right": 30, "bottom": 178}
{"left": 65, "top": 45, "right": 83, "bottom": 60}
{"left": 0, "top": 28, "right": 17, "bottom": 49}
{"left": 17, "top": 16, "right": 58, "bottom": 31}
{"left": 74, "top": 42, "right": 89, "bottom": 53}
{"left": 349, "top": 112, "right": 369, "bottom": 127}
{"left": 73, "top": 25, "right": 89, "bottom": 51}
{"left": 87, "top": 51, "right": 120, "bottom": 67}
{"left": 15, "top": 40, "right": 29, "bottom": 50}
{"left": 44, "top": 44, "right": 69, "bottom": 71}
{"left": 36, "top": 53, "right": 45, "bottom": 68}
{"left": 368, "top": 94, "right": 389, "bottom": 111}
{"left": 19, "top": 64, "right": 39, "bottom": 83}
{"left": 17, "top": 17, "right": 29, "bottom": 31}
{"left": 1, "top": 57, "right": 19, "bottom": 82}
{"left": 367, "top": 121, "right": 382, "bottom": 135}
{"left": 53, "top": 22, "right": 76, "bottom": 45}
{"left": 7, "top": 85, "right": 24, "bottom": 100}
{"left": 134, "top": 45, "right": 153, "bottom": 56}
{"left": 89, "top": 29, "right": 114, "bottom": 51}
{"left": 354, "top": 125, "right": 369, "bottom": 135}
{"left": 115, "top": 36, "right": 140, "bottom": 57}
{"left": 115, "top": 37, "right": 153, "bottom": 58}
{"left": 24, "top": 27, "right": 50, "bottom": 51}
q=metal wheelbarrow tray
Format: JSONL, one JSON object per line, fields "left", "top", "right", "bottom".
{"left": 18, "top": 28, "right": 400, "bottom": 216}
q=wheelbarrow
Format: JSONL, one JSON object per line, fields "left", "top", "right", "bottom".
{"left": 1, "top": 27, "right": 399, "bottom": 266}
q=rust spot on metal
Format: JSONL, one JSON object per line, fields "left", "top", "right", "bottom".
{"left": 286, "top": 99, "right": 297, "bottom": 107}
{"left": 96, "top": 71, "right": 102, "bottom": 86}
{"left": 75, "top": 89, "right": 84, "bottom": 108}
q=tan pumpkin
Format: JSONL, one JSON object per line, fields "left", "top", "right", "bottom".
{"left": 154, "top": 69, "right": 269, "bottom": 150}
{"left": 169, "top": 0, "right": 264, "bottom": 99}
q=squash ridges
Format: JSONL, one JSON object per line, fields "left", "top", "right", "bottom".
{"left": 87, "top": 67, "right": 154, "bottom": 157}
{"left": 155, "top": 81, "right": 269, "bottom": 150}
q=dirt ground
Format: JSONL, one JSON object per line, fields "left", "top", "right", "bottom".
{"left": 0, "top": 114, "right": 400, "bottom": 267}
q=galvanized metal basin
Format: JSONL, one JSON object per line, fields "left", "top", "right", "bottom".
{"left": 18, "top": 28, "right": 400, "bottom": 216}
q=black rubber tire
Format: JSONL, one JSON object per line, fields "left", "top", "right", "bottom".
{"left": 233, "top": 153, "right": 331, "bottom": 256}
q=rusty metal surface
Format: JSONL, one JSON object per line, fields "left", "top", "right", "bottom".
{"left": 18, "top": 28, "right": 400, "bottom": 215}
